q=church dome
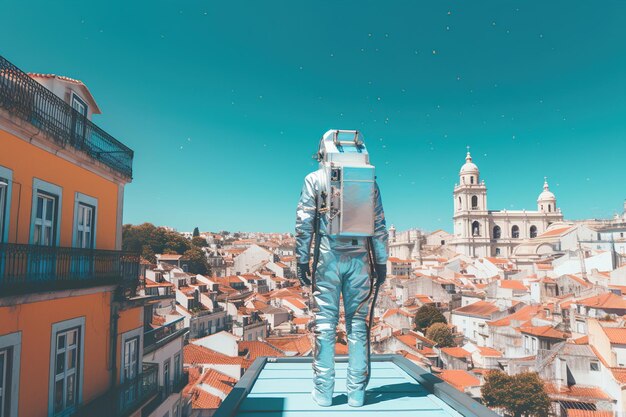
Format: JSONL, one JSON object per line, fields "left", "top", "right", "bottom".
{"left": 460, "top": 151, "right": 479, "bottom": 175}
{"left": 537, "top": 178, "right": 556, "bottom": 202}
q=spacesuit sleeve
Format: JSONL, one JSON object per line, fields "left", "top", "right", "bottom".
{"left": 295, "top": 173, "right": 318, "bottom": 264}
{"left": 372, "top": 182, "right": 389, "bottom": 264}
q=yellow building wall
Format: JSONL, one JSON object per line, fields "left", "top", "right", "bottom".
{"left": 0, "top": 129, "right": 120, "bottom": 249}
{"left": 0, "top": 291, "right": 118, "bottom": 417}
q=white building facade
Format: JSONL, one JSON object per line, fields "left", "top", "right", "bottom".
{"left": 450, "top": 151, "right": 564, "bottom": 258}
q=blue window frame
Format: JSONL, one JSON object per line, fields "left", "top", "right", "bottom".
{"left": 30, "top": 179, "right": 62, "bottom": 247}
{"left": 0, "top": 166, "right": 13, "bottom": 244}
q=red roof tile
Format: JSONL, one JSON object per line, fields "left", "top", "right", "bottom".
{"left": 603, "top": 327, "right": 626, "bottom": 344}
{"left": 438, "top": 370, "right": 480, "bottom": 391}
{"left": 577, "top": 293, "right": 626, "bottom": 310}
{"left": 453, "top": 301, "right": 499, "bottom": 318}
{"left": 440, "top": 347, "right": 471, "bottom": 358}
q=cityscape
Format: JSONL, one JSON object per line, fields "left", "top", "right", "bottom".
{"left": 1, "top": 2, "right": 626, "bottom": 417}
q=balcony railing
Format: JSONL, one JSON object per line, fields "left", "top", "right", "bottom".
{"left": 75, "top": 362, "right": 158, "bottom": 417}
{"left": 0, "top": 55, "right": 133, "bottom": 178}
{"left": 0, "top": 243, "right": 140, "bottom": 296}
{"left": 144, "top": 317, "right": 186, "bottom": 352}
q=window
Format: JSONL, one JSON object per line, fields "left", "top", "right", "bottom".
{"left": 174, "top": 354, "right": 181, "bottom": 385}
{"left": 34, "top": 192, "right": 57, "bottom": 246}
{"left": 0, "top": 179, "right": 7, "bottom": 243}
{"left": 75, "top": 204, "right": 94, "bottom": 249}
{"left": 493, "top": 225, "right": 501, "bottom": 239}
{"left": 0, "top": 348, "right": 11, "bottom": 417}
{"left": 53, "top": 328, "right": 80, "bottom": 415}
{"left": 30, "top": 179, "right": 62, "bottom": 246}
{"left": 590, "top": 361, "right": 600, "bottom": 371}
{"left": 495, "top": 248, "right": 501, "bottom": 256}
{"left": 472, "top": 221, "right": 480, "bottom": 237}
{"left": 511, "top": 225, "right": 520, "bottom": 239}
{"left": 458, "top": 196, "right": 462, "bottom": 210}
{"left": 530, "top": 225, "right": 537, "bottom": 238}
{"left": 471, "top": 195, "right": 478, "bottom": 210}
{"left": 122, "top": 338, "right": 139, "bottom": 382}
{"left": 470, "top": 176, "right": 474, "bottom": 184}
{"left": 548, "top": 204, "right": 552, "bottom": 212}
{"left": 163, "top": 359, "right": 170, "bottom": 396}
{"left": 70, "top": 93, "right": 88, "bottom": 143}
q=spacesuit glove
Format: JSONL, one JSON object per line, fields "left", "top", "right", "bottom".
{"left": 374, "top": 263, "right": 387, "bottom": 287}
{"left": 297, "top": 263, "right": 312, "bottom": 286}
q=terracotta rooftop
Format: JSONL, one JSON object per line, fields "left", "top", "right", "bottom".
{"left": 199, "top": 368, "right": 237, "bottom": 395}
{"left": 487, "top": 305, "right": 542, "bottom": 327}
{"left": 266, "top": 335, "right": 312, "bottom": 355}
{"left": 567, "top": 411, "right": 613, "bottom": 417}
{"left": 239, "top": 340, "right": 284, "bottom": 360}
{"left": 437, "top": 370, "right": 480, "bottom": 391}
{"left": 544, "top": 383, "right": 612, "bottom": 401}
{"left": 538, "top": 226, "right": 573, "bottom": 238}
{"left": 453, "top": 301, "right": 499, "bottom": 318}
{"left": 476, "top": 346, "right": 503, "bottom": 357}
{"left": 603, "top": 327, "right": 626, "bottom": 344}
{"left": 440, "top": 347, "right": 471, "bottom": 359}
{"left": 577, "top": 292, "right": 626, "bottom": 310}
{"left": 519, "top": 325, "right": 568, "bottom": 340}
{"left": 183, "top": 344, "right": 247, "bottom": 367}
{"left": 498, "top": 280, "right": 528, "bottom": 291}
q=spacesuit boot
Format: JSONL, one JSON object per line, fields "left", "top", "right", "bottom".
{"left": 312, "top": 241, "right": 371, "bottom": 407}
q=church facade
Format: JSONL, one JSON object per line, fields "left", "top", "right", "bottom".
{"left": 450, "top": 151, "right": 564, "bottom": 258}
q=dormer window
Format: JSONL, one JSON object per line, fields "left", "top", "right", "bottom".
{"left": 71, "top": 92, "right": 88, "bottom": 117}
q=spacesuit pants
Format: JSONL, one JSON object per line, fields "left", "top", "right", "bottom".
{"left": 312, "top": 245, "right": 371, "bottom": 397}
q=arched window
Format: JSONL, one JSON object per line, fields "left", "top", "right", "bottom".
{"left": 548, "top": 204, "right": 552, "bottom": 212}
{"left": 458, "top": 196, "right": 462, "bottom": 210}
{"left": 472, "top": 221, "right": 481, "bottom": 237}
{"left": 530, "top": 225, "right": 537, "bottom": 238}
{"left": 493, "top": 225, "right": 501, "bottom": 239}
{"left": 512, "top": 225, "right": 520, "bottom": 238}
{"left": 471, "top": 195, "right": 478, "bottom": 210}
{"left": 540, "top": 204, "right": 543, "bottom": 211}
{"left": 470, "top": 176, "right": 474, "bottom": 184}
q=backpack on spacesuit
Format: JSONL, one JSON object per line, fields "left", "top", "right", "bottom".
{"left": 316, "top": 129, "right": 376, "bottom": 237}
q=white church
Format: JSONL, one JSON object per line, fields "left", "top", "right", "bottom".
{"left": 450, "top": 151, "right": 564, "bottom": 258}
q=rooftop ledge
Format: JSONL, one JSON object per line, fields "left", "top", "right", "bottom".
{"left": 214, "top": 354, "right": 498, "bottom": 417}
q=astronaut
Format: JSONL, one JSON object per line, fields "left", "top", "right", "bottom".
{"left": 295, "top": 130, "right": 388, "bottom": 407}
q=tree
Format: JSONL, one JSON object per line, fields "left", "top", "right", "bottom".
{"left": 123, "top": 223, "right": 192, "bottom": 263}
{"left": 182, "top": 247, "right": 211, "bottom": 275}
{"left": 193, "top": 227, "right": 200, "bottom": 237}
{"left": 482, "top": 371, "right": 551, "bottom": 417}
{"left": 192, "top": 236, "right": 208, "bottom": 247}
{"left": 414, "top": 304, "right": 447, "bottom": 332}
{"left": 426, "top": 322, "right": 455, "bottom": 347}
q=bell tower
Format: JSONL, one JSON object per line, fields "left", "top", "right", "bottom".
{"left": 452, "top": 149, "right": 490, "bottom": 257}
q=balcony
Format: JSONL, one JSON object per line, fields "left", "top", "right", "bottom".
{"left": 0, "top": 243, "right": 140, "bottom": 296}
{"left": 0, "top": 55, "right": 133, "bottom": 178}
{"left": 75, "top": 362, "right": 159, "bottom": 417}
{"left": 143, "top": 317, "right": 187, "bottom": 353}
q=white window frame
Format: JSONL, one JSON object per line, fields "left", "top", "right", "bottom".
{"left": 70, "top": 92, "right": 88, "bottom": 117}
{"left": 48, "top": 317, "right": 85, "bottom": 417}
{"left": 72, "top": 193, "right": 98, "bottom": 249}
{"left": 0, "top": 332, "right": 21, "bottom": 417}
{"left": 120, "top": 328, "right": 143, "bottom": 384}
{"left": 30, "top": 179, "right": 62, "bottom": 247}
{"left": 0, "top": 166, "right": 13, "bottom": 243}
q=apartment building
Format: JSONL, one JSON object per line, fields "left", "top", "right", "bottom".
{"left": 0, "top": 54, "right": 186, "bottom": 417}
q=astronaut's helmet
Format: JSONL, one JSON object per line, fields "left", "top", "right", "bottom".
{"left": 316, "top": 129, "right": 370, "bottom": 167}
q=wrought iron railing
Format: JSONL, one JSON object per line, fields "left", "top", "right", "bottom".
{"left": 144, "top": 317, "right": 185, "bottom": 351}
{"left": 0, "top": 55, "right": 133, "bottom": 177}
{"left": 74, "top": 362, "right": 159, "bottom": 417}
{"left": 0, "top": 243, "right": 140, "bottom": 295}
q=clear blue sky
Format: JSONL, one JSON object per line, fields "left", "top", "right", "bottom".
{"left": 2, "top": 1, "right": 625, "bottom": 233}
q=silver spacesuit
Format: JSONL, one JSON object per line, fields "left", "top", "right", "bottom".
{"left": 295, "top": 130, "right": 388, "bottom": 407}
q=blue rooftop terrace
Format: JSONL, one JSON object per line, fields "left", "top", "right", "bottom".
{"left": 214, "top": 355, "right": 498, "bottom": 417}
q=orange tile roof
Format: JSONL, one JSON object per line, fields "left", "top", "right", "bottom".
{"left": 190, "top": 387, "right": 222, "bottom": 409}
{"left": 453, "top": 301, "right": 499, "bottom": 318}
{"left": 157, "top": 254, "right": 183, "bottom": 260}
{"left": 498, "top": 280, "right": 528, "bottom": 291}
{"left": 544, "top": 383, "right": 612, "bottom": 400}
{"left": 388, "top": 257, "right": 412, "bottom": 263}
{"left": 485, "top": 257, "right": 510, "bottom": 265}
{"left": 611, "top": 367, "right": 626, "bottom": 384}
{"left": 487, "top": 305, "right": 542, "bottom": 327}
{"left": 567, "top": 411, "right": 613, "bottom": 417}
{"left": 573, "top": 335, "right": 589, "bottom": 345}
{"left": 577, "top": 293, "right": 626, "bottom": 310}
{"left": 184, "top": 344, "right": 246, "bottom": 366}
{"left": 438, "top": 370, "right": 480, "bottom": 391}
{"left": 239, "top": 340, "right": 284, "bottom": 359}
{"left": 603, "top": 327, "right": 626, "bottom": 344}
{"left": 565, "top": 274, "right": 593, "bottom": 288}
{"left": 392, "top": 330, "right": 436, "bottom": 351}
{"left": 440, "top": 347, "right": 471, "bottom": 358}
{"left": 199, "top": 368, "right": 237, "bottom": 395}
{"left": 476, "top": 346, "right": 503, "bottom": 357}
{"left": 292, "top": 317, "right": 311, "bottom": 325}
{"left": 519, "top": 325, "right": 568, "bottom": 340}
{"left": 539, "top": 226, "right": 572, "bottom": 238}
{"left": 266, "top": 335, "right": 312, "bottom": 355}
{"left": 335, "top": 342, "right": 349, "bottom": 355}
{"left": 382, "top": 308, "right": 413, "bottom": 319}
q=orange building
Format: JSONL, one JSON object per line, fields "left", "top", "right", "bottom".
{"left": 0, "top": 55, "right": 187, "bottom": 417}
